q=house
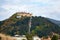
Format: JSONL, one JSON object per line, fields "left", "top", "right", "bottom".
{"left": 0, "top": 34, "right": 41, "bottom": 40}
{"left": 12, "top": 35, "right": 27, "bottom": 40}
{"left": 13, "top": 35, "right": 42, "bottom": 40}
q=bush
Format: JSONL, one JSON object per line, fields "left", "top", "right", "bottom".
{"left": 51, "top": 35, "right": 58, "bottom": 40}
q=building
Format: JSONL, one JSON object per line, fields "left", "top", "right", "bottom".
{"left": 0, "top": 34, "right": 41, "bottom": 40}
{"left": 12, "top": 35, "right": 27, "bottom": 40}
{"left": 16, "top": 12, "right": 32, "bottom": 18}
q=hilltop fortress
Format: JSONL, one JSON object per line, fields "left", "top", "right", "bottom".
{"left": 16, "top": 12, "right": 32, "bottom": 18}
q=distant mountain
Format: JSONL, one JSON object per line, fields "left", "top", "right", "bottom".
{"left": 48, "top": 18, "right": 60, "bottom": 26}
{"left": 0, "top": 12, "right": 60, "bottom": 37}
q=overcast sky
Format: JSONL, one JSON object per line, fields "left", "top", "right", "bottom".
{"left": 0, "top": 0, "right": 60, "bottom": 21}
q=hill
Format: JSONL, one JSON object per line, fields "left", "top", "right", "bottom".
{"left": 0, "top": 12, "right": 60, "bottom": 37}
{"left": 48, "top": 18, "right": 60, "bottom": 26}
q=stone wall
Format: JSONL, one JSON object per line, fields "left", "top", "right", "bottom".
{"left": 17, "top": 12, "right": 32, "bottom": 17}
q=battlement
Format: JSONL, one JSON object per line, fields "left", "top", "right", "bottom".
{"left": 16, "top": 12, "right": 32, "bottom": 17}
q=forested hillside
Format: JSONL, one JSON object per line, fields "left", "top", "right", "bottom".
{"left": 0, "top": 12, "right": 60, "bottom": 37}
{"left": 48, "top": 18, "right": 60, "bottom": 26}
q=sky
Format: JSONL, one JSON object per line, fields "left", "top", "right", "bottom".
{"left": 0, "top": 0, "right": 60, "bottom": 21}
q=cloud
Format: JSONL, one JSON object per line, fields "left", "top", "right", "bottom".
{"left": 0, "top": 0, "right": 60, "bottom": 21}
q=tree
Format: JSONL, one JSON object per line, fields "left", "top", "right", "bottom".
{"left": 51, "top": 35, "right": 58, "bottom": 40}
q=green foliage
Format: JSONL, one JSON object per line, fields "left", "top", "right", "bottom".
{"left": 26, "top": 33, "right": 33, "bottom": 40}
{"left": 51, "top": 35, "right": 58, "bottom": 40}
{"left": 0, "top": 12, "right": 60, "bottom": 37}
